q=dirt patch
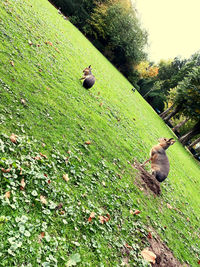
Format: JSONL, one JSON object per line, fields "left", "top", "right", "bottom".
{"left": 147, "top": 232, "right": 188, "bottom": 267}
{"left": 133, "top": 161, "right": 161, "bottom": 196}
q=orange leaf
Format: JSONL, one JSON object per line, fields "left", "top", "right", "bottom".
{"left": 63, "top": 174, "right": 69, "bottom": 182}
{"left": 10, "top": 133, "right": 17, "bottom": 143}
{"left": 39, "top": 152, "right": 47, "bottom": 159}
{"left": 98, "top": 215, "right": 110, "bottom": 224}
{"left": 141, "top": 248, "right": 156, "bottom": 264}
{"left": 147, "top": 232, "right": 152, "bottom": 239}
{"left": 99, "top": 102, "right": 103, "bottom": 107}
{"left": 1, "top": 167, "right": 11, "bottom": 173}
{"left": 85, "top": 141, "right": 91, "bottom": 145}
{"left": 130, "top": 209, "right": 141, "bottom": 215}
{"left": 88, "top": 212, "right": 96, "bottom": 222}
{"left": 125, "top": 243, "right": 132, "bottom": 249}
{"left": 5, "top": 191, "right": 11, "bottom": 199}
{"left": 40, "top": 195, "right": 47, "bottom": 205}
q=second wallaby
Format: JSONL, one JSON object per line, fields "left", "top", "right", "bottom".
{"left": 142, "top": 138, "right": 175, "bottom": 182}
{"left": 80, "top": 65, "right": 96, "bottom": 89}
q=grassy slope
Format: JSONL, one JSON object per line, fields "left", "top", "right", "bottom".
{"left": 0, "top": 0, "right": 200, "bottom": 266}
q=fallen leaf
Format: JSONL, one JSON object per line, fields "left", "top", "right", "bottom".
{"left": 20, "top": 179, "right": 26, "bottom": 190}
{"left": 88, "top": 211, "right": 96, "bottom": 222}
{"left": 10, "top": 133, "right": 17, "bottom": 143}
{"left": 141, "top": 248, "right": 156, "bottom": 264}
{"left": 63, "top": 174, "right": 69, "bottom": 182}
{"left": 39, "top": 152, "right": 47, "bottom": 159}
{"left": 167, "top": 203, "right": 173, "bottom": 209}
{"left": 99, "top": 215, "right": 110, "bottom": 224}
{"left": 187, "top": 217, "right": 190, "bottom": 221}
{"left": 5, "top": 191, "right": 11, "bottom": 199}
{"left": 40, "top": 195, "right": 47, "bottom": 205}
{"left": 125, "top": 243, "right": 132, "bottom": 249}
{"left": 33, "top": 156, "right": 41, "bottom": 160}
{"left": 1, "top": 167, "right": 11, "bottom": 173}
{"left": 198, "top": 260, "right": 200, "bottom": 264}
{"left": 147, "top": 232, "right": 152, "bottom": 239}
{"left": 20, "top": 98, "right": 26, "bottom": 105}
{"left": 38, "top": 232, "right": 45, "bottom": 243}
{"left": 45, "top": 41, "right": 53, "bottom": 46}
{"left": 130, "top": 209, "right": 140, "bottom": 215}
{"left": 28, "top": 40, "right": 33, "bottom": 45}
{"left": 85, "top": 141, "right": 91, "bottom": 145}
{"left": 10, "top": 61, "right": 14, "bottom": 66}
{"left": 99, "top": 102, "right": 103, "bottom": 107}
{"left": 102, "top": 181, "right": 106, "bottom": 186}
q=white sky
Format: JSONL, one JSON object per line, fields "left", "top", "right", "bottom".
{"left": 132, "top": 0, "right": 200, "bottom": 63}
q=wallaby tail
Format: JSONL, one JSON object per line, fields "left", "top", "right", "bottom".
{"left": 152, "top": 170, "right": 167, "bottom": 183}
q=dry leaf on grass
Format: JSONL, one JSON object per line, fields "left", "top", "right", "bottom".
{"left": 10, "top": 133, "right": 17, "bottom": 143}
{"left": 130, "top": 209, "right": 141, "bottom": 215}
{"left": 85, "top": 141, "right": 91, "bottom": 145}
{"left": 20, "top": 179, "right": 26, "bottom": 190}
{"left": 40, "top": 195, "right": 47, "bottom": 205}
{"left": 63, "top": 174, "right": 69, "bottom": 182}
{"left": 167, "top": 203, "right": 173, "bottom": 209}
{"left": 88, "top": 211, "right": 96, "bottom": 222}
{"left": 5, "top": 191, "right": 11, "bottom": 199}
{"left": 141, "top": 248, "right": 156, "bottom": 264}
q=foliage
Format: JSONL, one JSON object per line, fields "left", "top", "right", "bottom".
{"left": 175, "top": 67, "right": 200, "bottom": 119}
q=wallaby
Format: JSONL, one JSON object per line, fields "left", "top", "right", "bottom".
{"left": 80, "top": 65, "right": 95, "bottom": 89}
{"left": 142, "top": 138, "right": 176, "bottom": 182}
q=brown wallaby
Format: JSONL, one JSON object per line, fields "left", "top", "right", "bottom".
{"left": 142, "top": 138, "right": 176, "bottom": 182}
{"left": 80, "top": 65, "right": 95, "bottom": 89}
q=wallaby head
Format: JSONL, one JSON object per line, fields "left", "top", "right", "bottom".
{"left": 158, "top": 137, "right": 176, "bottom": 150}
{"left": 143, "top": 137, "right": 176, "bottom": 183}
{"left": 83, "top": 65, "right": 92, "bottom": 76}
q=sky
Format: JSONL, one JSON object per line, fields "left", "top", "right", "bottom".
{"left": 132, "top": 0, "right": 200, "bottom": 63}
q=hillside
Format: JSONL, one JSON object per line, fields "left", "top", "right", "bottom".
{"left": 0, "top": 0, "right": 200, "bottom": 266}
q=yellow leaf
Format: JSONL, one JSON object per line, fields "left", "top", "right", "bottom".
{"left": 5, "top": 191, "right": 11, "bottom": 199}
{"left": 20, "top": 178, "right": 26, "bottom": 188}
{"left": 63, "top": 174, "right": 69, "bottom": 182}
{"left": 40, "top": 195, "right": 47, "bottom": 205}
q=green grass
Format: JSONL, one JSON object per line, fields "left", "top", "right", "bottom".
{"left": 0, "top": 0, "right": 200, "bottom": 266}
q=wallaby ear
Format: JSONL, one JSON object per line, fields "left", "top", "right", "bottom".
{"left": 168, "top": 138, "right": 176, "bottom": 145}
{"left": 88, "top": 65, "right": 91, "bottom": 68}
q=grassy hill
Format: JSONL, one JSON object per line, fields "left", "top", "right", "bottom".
{"left": 0, "top": 0, "right": 200, "bottom": 266}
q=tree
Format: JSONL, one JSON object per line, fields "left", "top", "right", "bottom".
{"left": 179, "top": 120, "right": 200, "bottom": 145}
{"left": 89, "top": 1, "right": 148, "bottom": 71}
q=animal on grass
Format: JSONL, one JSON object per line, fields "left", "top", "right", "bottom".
{"left": 80, "top": 65, "right": 95, "bottom": 89}
{"left": 142, "top": 138, "right": 176, "bottom": 182}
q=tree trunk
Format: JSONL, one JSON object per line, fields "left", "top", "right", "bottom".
{"left": 172, "top": 117, "right": 190, "bottom": 132}
{"left": 160, "top": 103, "right": 176, "bottom": 119}
{"left": 163, "top": 104, "right": 182, "bottom": 122}
{"left": 188, "top": 136, "right": 200, "bottom": 150}
{"left": 179, "top": 121, "right": 200, "bottom": 145}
